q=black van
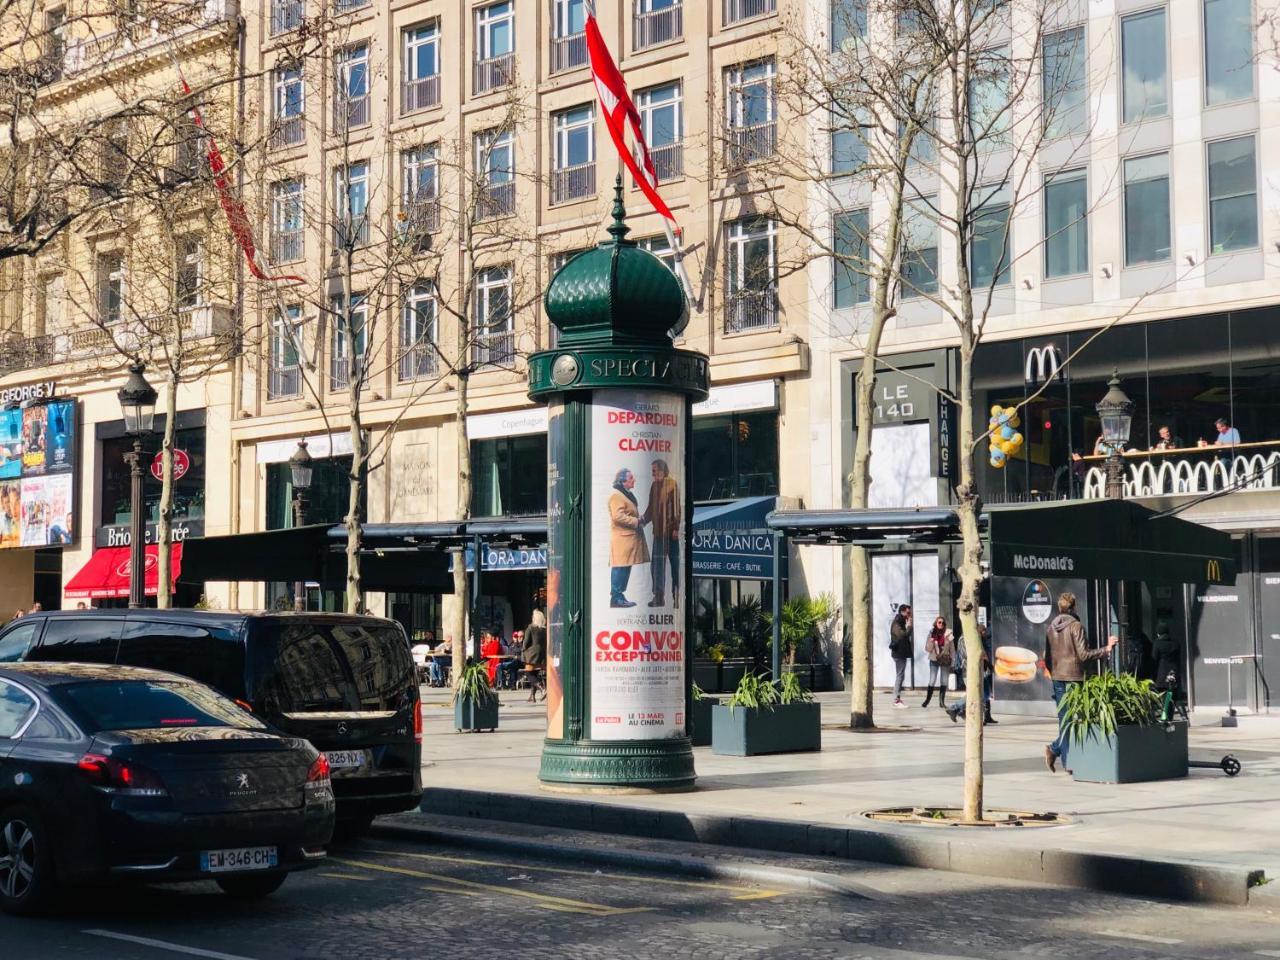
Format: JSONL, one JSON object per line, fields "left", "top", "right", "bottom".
{"left": 0, "top": 610, "right": 422, "bottom": 825}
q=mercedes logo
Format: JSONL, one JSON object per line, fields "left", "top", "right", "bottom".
{"left": 337, "top": 722, "right": 349, "bottom": 736}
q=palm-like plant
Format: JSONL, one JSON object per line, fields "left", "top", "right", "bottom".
{"left": 1060, "top": 672, "right": 1162, "bottom": 744}
{"left": 780, "top": 593, "right": 838, "bottom": 665}
{"left": 452, "top": 660, "right": 497, "bottom": 706}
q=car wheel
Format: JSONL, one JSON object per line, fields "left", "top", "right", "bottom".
{"left": 215, "top": 873, "right": 288, "bottom": 899}
{"left": 0, "top": 806, "right": 57, "bottom": 916}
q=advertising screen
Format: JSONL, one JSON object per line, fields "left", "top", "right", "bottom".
{"left": 0, "top": 410, "right": 21, "bottom": 480}
{"left": 0, "top": 397, "right": 77, "bottom": 549}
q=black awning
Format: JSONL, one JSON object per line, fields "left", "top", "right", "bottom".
{"left": 181, "top": 525, "right": 336, "bottom": 583}
{"left": 323, "top": 549, "right": 453, "bottom": 593}
{"left": 987, "top": 500, "right": 1236, "bottom": 585}
{"left": 767, "top": 507, "right": 962, "bottom": 545}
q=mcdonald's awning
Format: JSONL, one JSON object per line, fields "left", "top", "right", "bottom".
{"left": 64, "top": 543, "right": 183, "bottom": 599}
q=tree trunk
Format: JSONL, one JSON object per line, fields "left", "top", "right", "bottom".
{"left": 449, "top": 371, "right": 472, "bottom": 688}
{"left": 345, "top": 401, "right": 364, "bottom": 615}
{"left": 955, "top": 341, "right": 984, "bottom": 822}
{"left": 155, "top": 370, "right": 178, "bottom": 609}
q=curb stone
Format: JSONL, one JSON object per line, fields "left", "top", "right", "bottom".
{"left": 418, "top": 786, "right": 1265, "bottom": 906}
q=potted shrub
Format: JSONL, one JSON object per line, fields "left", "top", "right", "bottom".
{"left": 711, "top": 673, "right": 821, "bottom": 756}
{"left": 781, "top": 594, "right": 837, "bottom": 692}
{"left": 453, "top": 660, "right": 499, "bottom": 732}
{"left": 689, "top": 682, "right": 719, "bottom": 747}
{"left": 1060, "top": 672, "right": 1187, "bottom": 783}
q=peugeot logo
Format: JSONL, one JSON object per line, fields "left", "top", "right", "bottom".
{"left": 236, "top": 772, "right": 250, "bottom": 790}
{"left": 1024, "top": 345, "right": 1062, "bottom": 385}
{"left": 337, "top": 722, "right": 349, "bottom": 735}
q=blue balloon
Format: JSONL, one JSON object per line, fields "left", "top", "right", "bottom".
{"left": 1000, "top": 425, "right": 1014, "bottom": 440}
{"left": 990, "top": 449, "right": 1006, "bottom": 465}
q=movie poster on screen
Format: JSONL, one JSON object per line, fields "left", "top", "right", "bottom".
{"left": 0, "top": 480, "right": 20, "bottom": 548}
{"left": 20, "top": 405, "right": 48, "bottom": 475}
{"left": 41, "top": 399, "right": 75, "bottom": 474}
{"left": 20, "top": 473, "right": 72, "bottom": 547}
{"left": 0, "top": 409, "right": 21, "bottom": 480}
{"left": 589, "top": 389, "right": 686, "bottom": 741}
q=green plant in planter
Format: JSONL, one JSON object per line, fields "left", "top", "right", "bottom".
{"left": 452, "top": 661, "right": 497, "bottom": 706}
{"left": 692, "top": 682, "right": 705, "bottom": 701}
{"left": 1060, "top": 672, "right": 1162, "bottom": 744}
{"left": 781, "top": 593, "right": 838, "bottom": 665}
{"left": 778, "top": 672, "right": 813, "bottom": 705}
{"left": 727, "top": 673, "right": 779, "bottom": 715}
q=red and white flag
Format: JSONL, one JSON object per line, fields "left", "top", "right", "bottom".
{"left": 585, "top": 15, "right": 676, "bottom": 225}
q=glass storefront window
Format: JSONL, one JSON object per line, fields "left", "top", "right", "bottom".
{"left": 266, "top": 455, "right": 359, "bottom": 530}
{"left": 471, "top": 434, "right": 547, "bottom": 517}
{"left": 691, "top": 411, "right": 779, "bottom": 502}
{"left": 100, "top": 427, "right": 205, "bottom": 527}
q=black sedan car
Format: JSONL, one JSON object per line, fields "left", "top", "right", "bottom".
{"left": 0, "top": 663, "right": 335, "bottom": 915}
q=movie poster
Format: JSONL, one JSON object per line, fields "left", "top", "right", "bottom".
{"left": 991, "top": 575, "right": 1088, "bottom": 705}
{"left": 20, "top": 405, "right": 48, "bottom": 475}
{"left": 544, "top": 398, "right": 566, "bottom": 740}
{"left": 0, "top": 409, "right": 21, "bottom": 480}
{"left": 589, "top": 389, "right": 686, "bottom": 741}
{"left": 20, "top": 473, "right": 72, "bottom": 547}
{"left": 0, "top": 481, "right": 20, "bottom": 548}
{"left": 41, "top": 399, "right": 75, "bottom": 475}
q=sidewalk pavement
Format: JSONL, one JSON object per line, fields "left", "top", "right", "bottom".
{"left": 417, "top": 685, "right": 1280, "bottom": 902}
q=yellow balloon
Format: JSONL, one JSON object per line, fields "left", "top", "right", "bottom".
{"left": 1009, "top": 416, "right": 1021, "bottom": 429}
{"left": 990, "top": 404, "right": 1002, "bottom": 416}
{"left": 1011, "top": 432, "right": 1023, "bottom": 446}
{"left": 1001, "top": 440, "right": 1017, "bottom": 455}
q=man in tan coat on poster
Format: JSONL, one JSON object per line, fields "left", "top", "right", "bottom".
{"left": 641, "top": 459, "right": 681, "bottom": 608}
{"left": 608, "top": 468, "right": 649, "bottom": 608}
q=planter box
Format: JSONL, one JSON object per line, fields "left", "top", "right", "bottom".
{"left": 455, "top": 695, "right": 499, "bottom": 732}
{"left": 711, "top": 701, "right": 822, "bottom": 756}
{"left": 690, "top": 696, "right": 720, "bottom": 747}
{"left": 691, "top": 658, "right": 750, "bottom": 694}
{"left": 783, "top": 663, "right": 831, "bottom": 692}
{"left": 1069, "top": 721, "right": 1188, "bottom": 783}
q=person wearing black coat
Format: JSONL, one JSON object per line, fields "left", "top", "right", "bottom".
{"left": 522, "top": 608, "right": 548, "bottom": 703}
{"left": 889, "top": 605, "right": 913, "bottom": 708}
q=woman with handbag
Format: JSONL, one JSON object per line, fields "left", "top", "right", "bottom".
{"left": 922, "top": 616, "right": 955, "bottom": 709}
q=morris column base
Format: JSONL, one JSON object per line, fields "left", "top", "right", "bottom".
{"left": 538, "top": 737, "right": 696, "bottom": 792}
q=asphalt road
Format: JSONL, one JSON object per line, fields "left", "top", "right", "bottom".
{"left": 4, "top": 827, "right": 1279, "bottom": 960}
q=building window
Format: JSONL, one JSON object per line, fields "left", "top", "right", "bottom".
{"left": 334, "top": 44, "right": 370, "bottom": 129}
{"left": 334, "top": 161, "right": 369, "bottom": 248}
{"left": 269, "top": 304, "right": 302, "bottom": 399}
{"left": 1207, "top": 135, "right": 1257, "bottom": 254}
{"left": 330, "top": 293, "right": 367, "bottom": 391}
{"left": 551, "top": 0, "right": 588, "bottom": 73}
{"left": 971, "top": 185, "right": 1011, "bottom": 287}
{"left": 399, "top": 283, "right": 437, "bottom": 381}
{"left": 271, "top": 0, "right": 303, "bottom": 34}
{"left": 267, "top": 455, "right": 356, "bottom": 530}
{"left": 403, "top": 22, "right": 441, "bottom": 113}
{"left": 102, "top": 427, "right": 206, "bottom": 529}
{"left": 551, "top": 104, "right": 596, "bottom": 204}
{"left": 831, "top": 104, "right": 869, "bottom": 175}
{"left": 725, "top": 217, "right": 777, "bottom": 333}
{"left": 473, "top": 266, "right": 513, "bottom": 366}
{"left": 471, "top": 434, "right": 547, "bottom": 517}
{"left": 1044, "top": 168, "right": 1088, "bottom": 278}
{"left": 175, "top": 236, "right": 203, "bottom": 310}
{"left": 169, "top": 113, "right": 204, "bottom": 183}
{"left": 634, "top": 0, "right": 683, "bottom": 50}
{"left": 1123, "top": 153, "right": 1171, "bottom": 265}
{"left": 830, "top": 0, "right": 866, "bottom": 47}
{"left": 691, "top": 410, "right": 779, "bottom": 501}
{"left": 401, "top": 144, "right": 439, "bottom": 235}
{"left": 271, "top": 64, "right": 305, "bottom": 149}
{"left": 901, "top": 198, "right": 938, "bottom": 297}
{"left": 967, "top": 45, "right": 1010, "bottom": 141}
{"left": 270, "top": 179, "right": 304, "bottom": 263}
{"left": 475, "top": 1, "right": 515, "bottom": 94}
{"left": 334, "top": 0, "right": 368, "bottom": 14}
{"left": 1042, "top": 26, "right": 1087, "bottom": 139}
{"left": 1204, "top": 0, "right": 1254, "bottom": 104}
{"left": 833, "top": 208, "right": 869, "bottom": 307}
{"left": 638, "top": 235, "right": 676, "bottom": 271}
{"left": 724, "top": 59, "right": 776, "bottom": 167}
{"left": 1121, "top": 8, "right": 1167, "bottom": 123}
{"left": 725, "top": 0, "right": 775, "bottom": 27}
{"left": 636, "top": 82, "right": 683, "bottom": 182}
{"left": 97, "top": 252, "right": 123, "bottom": 324}
{"left": 41, "top": 8, "right": 65, "bottom": 82}
{"left": 475, "top": 128, "right": 515, "bottom": 219}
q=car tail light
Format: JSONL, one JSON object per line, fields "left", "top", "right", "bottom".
{"left": 234, "top": 699, "right": 254, "bottom": 713}
{"left": 77, "top": 753, "right": 168, "bottom": 797}
{"left": 307, "top": 754, "right": 331, "bottom": 783}
{"left": 414, "top": 699, "right": 423, "bottom": 744}
{"left": 304, "top": 754, "right": 332, "bottom": 804}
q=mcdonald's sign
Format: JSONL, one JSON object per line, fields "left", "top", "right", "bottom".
{"left": 1024, "top": 345, "right": 1062, "bottom": 385}
{"left": 1206, "top": 559, "right": 1222, "bottom": 583}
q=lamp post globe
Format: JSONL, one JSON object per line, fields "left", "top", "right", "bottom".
{"left": 289, "top": 439, "right": 313, "bottom": 612}
{"left": 117, "top": 364, "right": 157, "bottom": 609}
{"left": 1095, "top": 371, "right": 1133, "bottom": 501}
{"left": 289, "top": 438, "right": 314, "bottom": 491}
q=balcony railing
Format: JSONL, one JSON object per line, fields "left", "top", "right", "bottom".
{"left": 333, "top": 93, "right": 370, "bottom": 130}
{"left": 333, "top": 216, "right": 369, "bottom": 249}
{"left": 551, "top": 32, "right": 587, "bottom": 73}
{"left": 725, "top": 0, "right": 775, "bottom": 24}
{"left": 271, "top": 0, "right": 303, "bottom": 33}
{"left": 550, "top": 161, "right": 596, "bottom": 205}
{"left": 725, "top": 288, "right": 777, "bottom": 333}
{"left": 477, "top": 180, "right": 515, "bottom": 219}
{"left": 65, "top": 0, "right": 239, "bottom": 74}
{"left": 472, "top": 329, "right": 514, "bottom": 367}
{"left": 0, "top": 335, "right": 57, "bottom": 376}
{"left": 648, "top": 141, "right": 683, "bottom": 182}
{"left": 398, "top": 341, "right": 438, "bottom": 381}
{"left": 402, "top": 75, "right": 441, "bottom": 114}
{"left": 269, "top": 114, "right": 305, "bottom": 150}
{"left": 333, "top": 0, "right": 368, "bottom": 12}
{"left": 269, "top": 364, "right": 301, "bottom": 399}
{"left": 402, "top": 196, "right": 440, "bottom": 236}
{"left": 634, "top": 3, "right": 682, "bottom": 49}
{"left": 724, "top": 120, "right": 777, "bottom": 168}
{"left": 473, "top": 52, "right": 515, "bottom": 95}
{"left": 1081, "top": 444, "right": 1280, "bottom": 500}
{"left": 270, "top": 228, "right": 304, "bottom": 263}
{"left": 329, "top": 355, "right": 364, "bottom": 391}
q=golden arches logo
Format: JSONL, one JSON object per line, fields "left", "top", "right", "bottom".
{"left": 1206, "top": 559, "right": 1221, "bottom": 582}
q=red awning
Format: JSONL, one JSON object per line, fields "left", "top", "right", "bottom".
{"left": 64, "top": 543, "right": 183, "bottom": 600}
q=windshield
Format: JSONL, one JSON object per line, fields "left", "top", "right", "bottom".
{"left": 248, "top": 621, "right": 415, "bottom": 714}
{"left": 58, "top": 680, "right": 266, "bottom": 732}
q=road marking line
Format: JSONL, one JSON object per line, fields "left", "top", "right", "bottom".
{"left": 1098, "top": 930, "right": 1184, "bottom": 946}
{"left": 316, "top": 872, "right": 376, "bottom": 881}
{"left": 332, "top": 857, "right": 651, "bottom": 916}
{"left": 358, "top": 847, "right": 783, "bottom": 899}
{"left": 84, "top": 930, "right": 257, "bottom": 960}
{"left": 1255, "top": 951, "right": 1280, "bottom": 958}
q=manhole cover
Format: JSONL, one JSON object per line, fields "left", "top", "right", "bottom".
{"left": 863, "top": 806, "right": 1071, "bottom": 828}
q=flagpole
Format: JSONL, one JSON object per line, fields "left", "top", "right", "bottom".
{"left": 661, "top": 218, "right": 694, "bottom": 336}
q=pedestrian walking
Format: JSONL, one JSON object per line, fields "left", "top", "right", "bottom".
{"left": 947, "top": 623, "right": 997, "bottom": 725}
{"left": 1042, "top": 592, "right": 1118, "bottom": 773}
{"left": 952, "top": 624, "right": 967, "bottom": 692}
{"left": 889, "top": 604, "right": 913, "bottom": 708}
{"left": 921, "top": 616, "right": 954, "bottom": 709}
{"left": 522, "top": 610, "right": 547, "bottom": 703}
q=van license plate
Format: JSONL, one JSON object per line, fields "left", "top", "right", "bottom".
{"left": 326, "top": 750, "right": 367, "bottom": 769}
{"left": 200, "top": 846, "right": 278, "bottom": 873}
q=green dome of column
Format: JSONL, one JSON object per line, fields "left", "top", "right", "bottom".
{"left": 544, "top": 176, "right": 687, "bottom": 348}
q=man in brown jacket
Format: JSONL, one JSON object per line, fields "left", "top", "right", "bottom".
{"left": 641, "top": 459, "right": 681, "bottom": 608}
{"left": 1042, "top": 591, "right": 1118, "bottom": 772}
{"left": 608, "top": 468, "right": 649, "bottom": 608}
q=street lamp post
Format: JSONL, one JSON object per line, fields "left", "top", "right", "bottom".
{"left": 1096, "top": 372, "right": 1134, "bottom": 670}
{"left": 117, "top": 364, "right": 157, "bottom": 610}
{"left": 289, "top": 439, "right": 313, "bottom": 613}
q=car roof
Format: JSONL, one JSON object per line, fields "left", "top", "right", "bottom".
{"left": 0, "top": 662, "right": 197, "bottom": 688}
{"left": 23, "top": 609, "right": 399, "bottom": 629}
